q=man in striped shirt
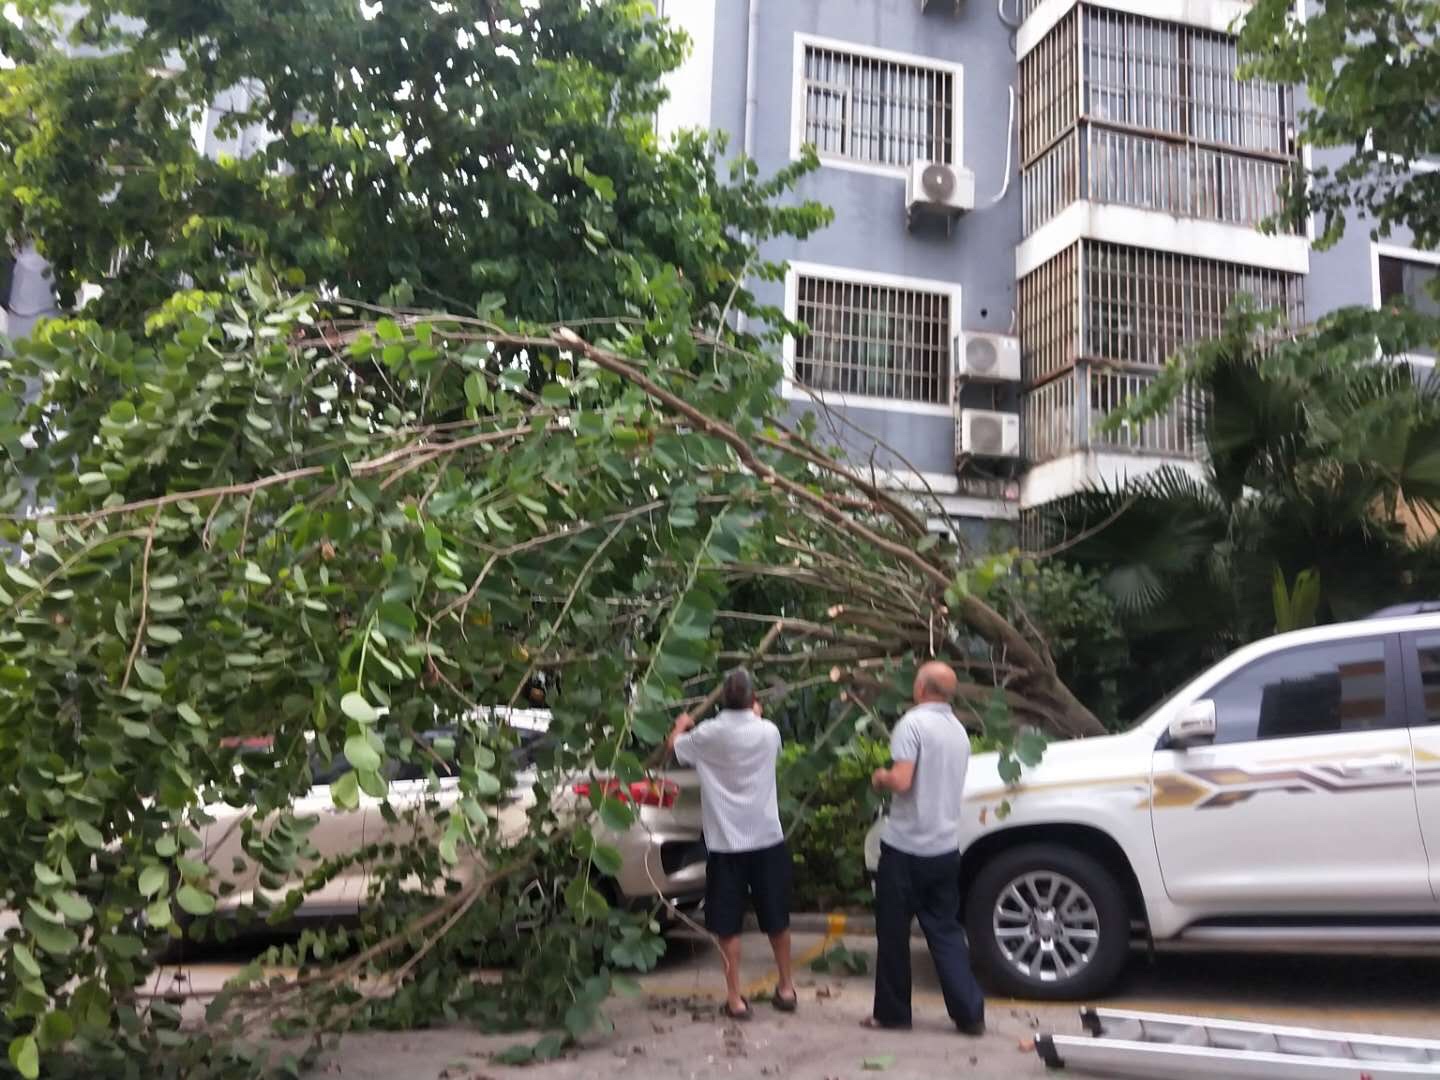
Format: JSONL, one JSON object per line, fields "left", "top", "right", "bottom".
{"left": 667, "top": 668, "right": 797, "bottom": 1021}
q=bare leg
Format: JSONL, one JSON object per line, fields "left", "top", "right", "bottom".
{"left": 719, "top": 935, "right": 746, "bottom": 1013}
{"left": 768, "top": 929, "right": 795, "bottom": 1000}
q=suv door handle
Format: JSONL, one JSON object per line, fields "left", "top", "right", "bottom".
{"left": 1336, "top": 757, "right": 1408, "bottom": 777}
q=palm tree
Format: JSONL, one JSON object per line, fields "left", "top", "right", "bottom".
{"left": 1039, "top": 304, "right": 1440, "bottom": 722}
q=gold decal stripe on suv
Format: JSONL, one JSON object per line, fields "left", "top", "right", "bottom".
{"left": 1144, "top": 761, "right": 1424, "bottom": 811}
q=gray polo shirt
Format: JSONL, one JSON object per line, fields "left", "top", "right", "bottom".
{"left": 673, "top": 709, "right": 784, "bottom": 854}
{"left": 880, "top": 701, "right": 970, "bottom": 857}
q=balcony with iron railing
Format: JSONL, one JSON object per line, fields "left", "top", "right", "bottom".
{"left": 1023, "top": 364, "right": 1204, "bottom": 464}
{"left": 1018, "top": 4, "right": 1298, "bottom": 238}
{"left": 1023, "top": 123, "right": 1299, "bottom": 236}
{"left": 1018, "top": 239, "right": 1303, "bottom": 463}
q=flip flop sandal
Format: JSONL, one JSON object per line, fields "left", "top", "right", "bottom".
{"left": 772, "top": 992, "right": 798, "bottom": 1013}
{"left": 723, "top": 999, "right": 753, "bottom": 1021}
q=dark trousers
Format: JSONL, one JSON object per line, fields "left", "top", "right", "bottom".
{"left": 873, "top": 842, "right": 985, "bottom": 1028}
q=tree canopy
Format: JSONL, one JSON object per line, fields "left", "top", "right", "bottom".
{"left": 1240, "top": 0, "right": 1440, "bottom": 249}
{"left": 0, "top": 0, "right": 821, "bottom": 333}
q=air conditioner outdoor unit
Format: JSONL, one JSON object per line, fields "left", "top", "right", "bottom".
{"left": 956, "top": 331, "right": 1021, "bottom": 383}
{"left": 906, "top": 159, "right": 975, "bottom": 224}
{"left": 958, "top": 409, "right": 1021, "bottom": 459}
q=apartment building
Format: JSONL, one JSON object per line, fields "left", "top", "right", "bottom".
{"left": 656, "top": 0, "right": 1440, "bottom": 541}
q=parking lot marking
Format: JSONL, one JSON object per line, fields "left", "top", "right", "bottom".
{"left": 743, "top": 933, "right": 835, "bottom": 996}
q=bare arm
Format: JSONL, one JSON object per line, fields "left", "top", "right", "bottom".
{"left": 665, "top": 713, "right": 695, "bottom": 758}
{"left": 871, "top": 759, "right": 916, "bottom": 795}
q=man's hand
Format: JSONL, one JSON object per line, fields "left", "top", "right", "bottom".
{"left": 665, "top": 712, "right": 695, "bottom": 756}
{"left": 871, "top": 761, "right": 915, "bottom": 794}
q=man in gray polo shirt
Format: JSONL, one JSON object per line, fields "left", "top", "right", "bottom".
{"left": 666, "top": 668, "right": 796, "bottom": 1021}
{"left": 864, "top": 660, "right": 985, "bottom": 1035}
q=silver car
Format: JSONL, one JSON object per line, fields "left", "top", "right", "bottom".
{"left": 202, "top": 710, "right": 707, "bottom": 921}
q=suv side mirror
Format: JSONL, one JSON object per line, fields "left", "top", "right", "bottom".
{"left": 1167, "top": 700, "right": 1217, "bottom": 749}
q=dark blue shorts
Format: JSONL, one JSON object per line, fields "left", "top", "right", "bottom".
{"left": 704, "top": 840, "right": 792, "bottom": 937}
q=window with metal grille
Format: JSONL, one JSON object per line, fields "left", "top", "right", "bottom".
{"left": 1083, "top": 8, "right": 1294, "bottom": 156}
{"left": 1379, "top": 254, "right": 1440, "bottom": 358}
{"left": 793, "top": 275, "right": 951, "bottom": 405}
{"left": 1081, "top": 241, "right": 1304, "bottom": 367}
{"left": 1019, "top": 8, "right": 1297, "bottom": 236}
{"left": 800, "top": 43, "right": 956, "bottom": 168}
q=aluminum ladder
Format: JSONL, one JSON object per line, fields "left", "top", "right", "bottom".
{"left": 1035, "top": 1007, "right": 1440, "bottom": 1079}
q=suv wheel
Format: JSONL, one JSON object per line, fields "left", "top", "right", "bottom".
{"left": 965, "top": 844, "right": 1129, "bottom": 1000}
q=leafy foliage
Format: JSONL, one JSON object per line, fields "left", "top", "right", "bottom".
{"left": 0, "top": 275, "right": 1094, "bottom": 1075}
{"left": 0, "top": 0, "right": 826, "bottom": 342}
{"left": 992, "top": 563, "right": 1131, "bottom": 731}
{"left": 1240, "top": 0, "right": 1440, "bottom": 251}
{"left": 778, "top": 737, "right": 888, "bottom": 911}
{"left": 1044, "top": 304, "right": 1440, "bottom": 720}
{"left": 810, "top": 942, "right": 869, "bottom": 976}
{"left": 0, "top": 5, "right": 1099, "bottom": 1076}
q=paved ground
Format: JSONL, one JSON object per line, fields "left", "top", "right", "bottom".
{"left": 158, "top": 926, "right": 1440, "bottom": 1079}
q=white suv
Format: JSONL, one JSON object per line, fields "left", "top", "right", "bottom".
{"left": 864, "top": 607, "right": 1440, "bottom": 1000}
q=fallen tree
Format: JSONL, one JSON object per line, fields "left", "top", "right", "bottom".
{"left": 0, "top": 281, "right": 1100, "bottom": 1076}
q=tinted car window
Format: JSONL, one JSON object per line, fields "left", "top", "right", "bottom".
{"left": 1208, "top": 638, "right": 1395, "bottom": 744}
{"left": 1410, "top": 633, "right": 1440, "bottom": 724}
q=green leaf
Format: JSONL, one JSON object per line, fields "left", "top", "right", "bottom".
{"left": 138, "top": 866, "right": 169, "bottom": 898}
{"left": 591, "top": 843, "right": 623, "bottom": 876}
{"left": 472, "top": 770, "right": 501, "bottom": 797}
{"left": 464, "top": 372, "right": 489, "bottom": 407}
{"left": 494, "top": 1044, "right": 534, "bottom": 1066}
{"left": 340, "top": 692, "right": 379, "bottom": 724}
{"left": 863, "top": 1054, "right": 895, "bottom": 1071}
{"left": 11, "top": 944, "right": 41, "bottom": 979}
{"left": 598, "top": 796, "right": 636, "bottom": 833}
{"left": 8, "top": 1035, "right": 37, "bottom": 1080}
{"left": 375, "top": 317, "right": 402, "bottom": 341}
{"left": 32, "top": 864, "right": 60, "bottom": 887}
{"left": 563, "top": 1002, "right": 594, "bottom": 1040}
{"left": 145, "top": 899, "right": 172, "bottom": 929}
{"left": 74, "top": 821, "right": 104, "bottom": 849}
{"left": 564, "top": 877, "right": 609, "bottom": 923}
{"left": 1014, "top": 729, "right": 1048, "bottom": 768}
{"left": 5, "top": 564, "right": 40, "bottom": 590}
{"left": 29, "top": 920, "right": 79, "bottom": 956}
{"left": 175, "top": 885, "right": 216, "bottom": 917}
{"left": 107, "top": 399, "right": 137, "bottom": 425}
{"left": 177, "top": 704, "right": 204, "bottom": 727}
{"left": 147, "top": 624, "right": 183, "bottom": 645}
{"left": 356, "top": 768, "right": 387, "bottom": 799}
{"left": 52, "top": 892, "right": 93, "bottom": 924}
{"left": 40, "top": 1010, "right": 74, "bottom": 1049}
{"left": 133, "top": 658, "right": 165, "bottom": 688}
{"left": 343, "top": 734, "right": 382, "bottom": 773}
{"left": 244, "top": 562, "right": 272, "bottom": 586}
{"left": 997, "top": 754, "right": 1022, "bottom": 786}
{"left": 330, "top": 770, "right": 360, "bottom": 810}
{"left": 541, "top": 383, "right": 570, "bottom": 407}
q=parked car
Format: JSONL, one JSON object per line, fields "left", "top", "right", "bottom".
{"left": 865, "top": 605, "right": 1440, "bottom": 999}
{"left": 203, "top": 709, "right": 707, "bottom": 921}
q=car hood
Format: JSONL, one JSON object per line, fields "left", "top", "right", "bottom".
{"left": 962, "top": 729, "right": 1151, "bottom": 804}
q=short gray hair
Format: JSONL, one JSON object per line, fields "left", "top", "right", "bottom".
{"left": 720, "top": 667, "right": 755, "bottom": 711}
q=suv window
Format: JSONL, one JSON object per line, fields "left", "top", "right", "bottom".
{"left": 1407, "top": 633, "right": 1440, "bottom": 724}
{"left": 1207, "top": 638, "right": 1395, "bottom": 744}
